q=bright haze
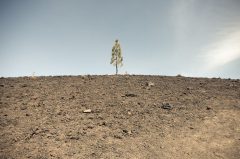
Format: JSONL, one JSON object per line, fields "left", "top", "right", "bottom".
{"left": 1, "top": 0, "right": 240, "bottom": 78}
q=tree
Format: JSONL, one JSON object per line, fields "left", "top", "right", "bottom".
{"left": 110, "top": 39, "right": 123, "bottom": 75}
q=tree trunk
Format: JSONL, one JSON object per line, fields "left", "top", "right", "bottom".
{"left": 116, "top": 57, "right": 118, "bottom": 75}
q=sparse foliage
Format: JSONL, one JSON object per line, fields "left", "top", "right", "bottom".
{"left": 110, "top": 39, "right": 123, "bottom": 75}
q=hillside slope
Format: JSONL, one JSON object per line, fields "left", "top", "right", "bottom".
{"left": 0, "top": 75, "right": 240, "bottom": 159}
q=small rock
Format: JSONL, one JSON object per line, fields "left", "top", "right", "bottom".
{"left": 206, "top": 106, "right": 211, "bottom": 110}
{"left": 161, "top": 103, "right": 173, "bottom": 110}
{"left": 122, "top": 129, "right": 128, "bottom": 133}
{"left": 21, "top": 84, "right": 28, "bottom": 87}
{"left": 146, "top": 81, "right": 155, "bottom": 87}
{"left": 122, "top": 129, "right": 132, "bottom": 135}
{"left": 229, "top": 83, "right": 235, "bottom": 87}
{"left": 87, "top": 125, "right": 94, "bottom": 129}
{"left": 125, "top": 93, "right": 137, "bottom": 97}
{"left": 0, "top": 84, "right": 4, "bottom": 87}
{"left": 102, "top": 121, "right": 106, "bottom": 126}
{"left": 83, "top": 109, "right": 92, "bottom": 113}
{"left": 20, "top": 105, "right": 27, "bottom": 110}
{"left": 57, "top": 111, "right": 62, "bottom": 115}
{"left": 88, "top": 116, "right": 94, "bottom": 119}
{"left": 69, "top": 95, "right": 75, "bottom": 100}
{"left": 69, "top": 136, "right": 80, "bottom": 140}
{"left": 114, "top": 134, "right": 123, "bottom": 139}
{"left": 32, "top": 96, "right": 38, "bottom": 100}
{"left": 99, "top": 121, "right": 106, "bottom": 126}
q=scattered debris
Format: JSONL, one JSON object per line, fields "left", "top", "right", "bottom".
{"left": 69, "top": 95, "right": 75, "bottom": 100}
{"left": 229, "top": 83, "right": 236, "bottom": 87}
{"left": 87, "top": 125, "right": 94, "bottom": 129}
{"left": 21, "top": 84, "right": 28, "bottom": 87}
{"left": 122, "top": 129, "right": 132, "bottom": 135}
{"left": 186, "top": 87, "right": 193, "bottom": 90}
{"left": 98, "top": 121, "right": 106, "bottom": 126}
{"left": 146, "top": 81, "right": 155, "bottom": 87}
{"left": 83, "top": 109, "right": 92, "bottom": 113}
{"left": 145, "top": 81, "right": 155, "bottom": 90}
{"left": 206, "top": 106, "right": 212, "bottom": 110}
{"left": 161, "top": 103, "right": 173, "bottom": 110}
{"left": 31, "top": 95, "right": 38, "bottom": 100}
{"left": 114, "top": 134, "right": 123, "bottom": 139}
{"left": 122, "top": 129, "right": 128, "bottom": 134}
{"left": 124, "top": 93, "right": 137, "bottom": 97}
{"left": 69, "top": 136, "right": 80, "bottom": 140}
{"left": 20, "top": 105, "right": 27, "bottom": 110}
{"left": 25, "top": 127, "right": 40, "bottom": 140}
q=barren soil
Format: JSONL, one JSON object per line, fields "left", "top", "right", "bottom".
{"left": 0, "top": 75, "right": 240, "bottom": 159}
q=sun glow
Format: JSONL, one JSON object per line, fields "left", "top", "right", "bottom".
{"left": 203, "top": 29, "right": 240, "bottom": 70}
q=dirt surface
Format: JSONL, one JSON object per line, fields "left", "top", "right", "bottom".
{"left": 0, "top": 75, "right": 240, "bottom": 159}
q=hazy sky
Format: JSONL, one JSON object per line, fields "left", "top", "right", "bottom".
{"left": 1, "top": 0, "right": 240, "bottom": 78}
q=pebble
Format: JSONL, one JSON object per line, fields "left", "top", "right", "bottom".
{"left": 206, "top": 106, "right": 211, "bottom": 110}
{"left": 125, "top": 93, "right": 137, "bottom": 97}
{"left": 83, "top": 109, "right": 92, "bottom": 113}
{"left": 20, "top": 105, "right": 27, "bottom": 110}
{"left": 161, "top": 103, "right": 173, "bottom": 110}
{"left": 146, "top": 81, "right": 155, "bottom": 87}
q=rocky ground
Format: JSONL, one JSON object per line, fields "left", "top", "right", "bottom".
{"left": 0, "top": 75, "right": 240, "bottom": 159}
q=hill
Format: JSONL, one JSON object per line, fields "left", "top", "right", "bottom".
{"left": 0, "top": 75, "right": 240, "bottom": 159}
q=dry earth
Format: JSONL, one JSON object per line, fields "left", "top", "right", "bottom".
{"left": 0, "top": 75, "right": 240, "bottom": 159}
